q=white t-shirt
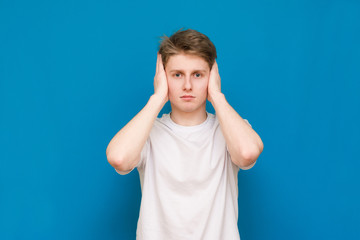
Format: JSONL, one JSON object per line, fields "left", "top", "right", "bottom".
{"left": 116, "top": 112, "right": 252, "bottom": 240}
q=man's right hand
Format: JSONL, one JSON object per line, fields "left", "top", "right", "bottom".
{"left": 153, "top": 52, "right": 169, "bottom": 103}
{"left": 106, "top": 52, "right": 170, "bottom": 174}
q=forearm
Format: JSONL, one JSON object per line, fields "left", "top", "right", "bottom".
{"left": 106, "top": 94, "right": 166, "bottom": 170}
{"left": 211, "top": 92, "right": 263, "bottom": 167}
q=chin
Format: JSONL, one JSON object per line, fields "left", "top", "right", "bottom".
{"left": 172, "top": 104, "right": 195, "bottom": 113}
{"left": 180, "top": 106, "right": 198, "bottom": 113}
{"left": 170, "top": 99, "right": 206, "bottom": 113}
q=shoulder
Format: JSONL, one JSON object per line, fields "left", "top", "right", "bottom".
{"left": 213, "top": 113, "right": 252, "bottom": 128}
{"left": 153, "top": 113, "right": 172, "bottom": 129}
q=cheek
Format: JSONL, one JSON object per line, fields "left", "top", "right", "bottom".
{"left": 196, "top": 79, "right": 209, "bottom": 93}
{"left": 166, "top": 75, "right": 173, "bottom": 91}
{"left": 167, "top": 80, "right": 180, "bottom": 95}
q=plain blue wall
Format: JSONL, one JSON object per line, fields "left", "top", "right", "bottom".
{"left": 1, "top": 0, "right": 359, "bottom": 239}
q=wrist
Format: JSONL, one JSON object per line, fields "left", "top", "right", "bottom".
{"left": 151, "top": 93, "right": 168, "bottom": 107}
{"left": 209, "top": 91, "right": 224, "bottom": 104}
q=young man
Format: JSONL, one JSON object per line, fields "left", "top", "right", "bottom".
{"left": 106, "top": 29, "right": 263, "bottom": 240}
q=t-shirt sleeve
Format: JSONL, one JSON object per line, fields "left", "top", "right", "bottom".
{"left": 136, "top": 138, "right": 150, "bottom": 169}
{"left": 115, "top": 138, "right": 150, "bottom": 175}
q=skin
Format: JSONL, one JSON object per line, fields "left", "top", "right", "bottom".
{"left": 165, "top": 53, "right": 210, "bottom": 126}
{"left": 106, "top": 52, "right": 264, "bottom": 173}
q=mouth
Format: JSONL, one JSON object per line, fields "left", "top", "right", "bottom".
{"left": 180, "top": 95, "right": 195, "bottom": 99}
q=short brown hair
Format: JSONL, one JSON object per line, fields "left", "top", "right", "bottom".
{"left": 158, "top": 28, "right": 217, "bottom": 70}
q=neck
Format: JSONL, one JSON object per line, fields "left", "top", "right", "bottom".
{"left": 170, "top": 104, "right": 207, "bottom": 126}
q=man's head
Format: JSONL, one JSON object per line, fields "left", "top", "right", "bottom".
{"left": 158, "top": 28, "right": 217, "bottom": 70}
{"left": 158, "top": 28, "right": 217, "bottom": 114}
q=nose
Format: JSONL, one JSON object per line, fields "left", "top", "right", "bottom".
{"left": 183, "top": 76, "right": 192, "bottom": 91}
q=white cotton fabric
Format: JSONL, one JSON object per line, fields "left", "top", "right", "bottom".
{"left": 116, "top": 112, "right": 252, "bottom": 240}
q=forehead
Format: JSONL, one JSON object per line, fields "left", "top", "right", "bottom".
{"left": 166, "top": 53, "right": 209, "bottom": 71}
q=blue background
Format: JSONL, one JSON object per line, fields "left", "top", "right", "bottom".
{"left": 1, "top": 0, "right": 359, "bottom": 239}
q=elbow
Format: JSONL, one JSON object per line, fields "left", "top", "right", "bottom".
{"left": 106, "top": 151, "right": 137, "bottom": 172}
{"left": 238, "top": 154, "right": 257, "bottom": 170}
{"left": 106, "top": 144, "right": 127, "bottom": 170}
{"left": 239, "top": 160, "right": 256, "bottom": 170}
{"left": 106, "top": 152, "right": 126, "bottom": 171}
{"left": 107, "top": 154, "right": 120, "bottom": 169}
{"left": 238, "top": 143, "right": 263, "bottom": 170}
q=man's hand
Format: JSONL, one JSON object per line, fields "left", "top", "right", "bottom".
{"left": 207, "top": 59, "right": 263, "bottom": 169}
{"left": 106, "top": 53, "right": 170, "bottom": 174}
{"left": 207, "top": 60, "right": 222, "bottom": 103}
{"left": 154, "top": 52, "right": 169, "bottom": 104}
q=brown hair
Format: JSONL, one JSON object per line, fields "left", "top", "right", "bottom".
{"left": 158, "top": 28, "right": 217, "bottom": 70}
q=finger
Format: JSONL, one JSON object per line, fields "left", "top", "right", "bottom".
{"left": 159, "top": 54, "right": 164, "bottom": 71}
{"left": 156, "top": 52, "right": 160, "bottom": 73}
{"left": 213, "top": 61, "right": 219, "bottom": 75}
{"left": 210, "top": 62, "right": 216, "bottom": 75}
{"left": 210, "top": 61, "right": 216, "bottom": 72}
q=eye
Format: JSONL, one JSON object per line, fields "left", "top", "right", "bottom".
{"left": 175, "top": 73, "right": 182, "bottom": 77}
{"left": 194, "top": 73, "right": 201, "bottom": 78}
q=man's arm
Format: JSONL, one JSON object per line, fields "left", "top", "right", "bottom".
{"left": 208, "top": 61, "right": 264, "bottom": 170}
{"left": 106, "top": 53, "right": 168, "bottom": 173}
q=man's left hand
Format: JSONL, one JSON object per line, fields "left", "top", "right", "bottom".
{"left": 207, "top": 60, "right": 222, "bottom": 103}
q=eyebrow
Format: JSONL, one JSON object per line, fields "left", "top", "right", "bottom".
{"left": 169, "top": 69, "right": 207, "bottom": 73}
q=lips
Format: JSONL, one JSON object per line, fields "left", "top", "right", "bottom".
{"left": 180, "top": 95, "right": 195, "bottom": 98}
